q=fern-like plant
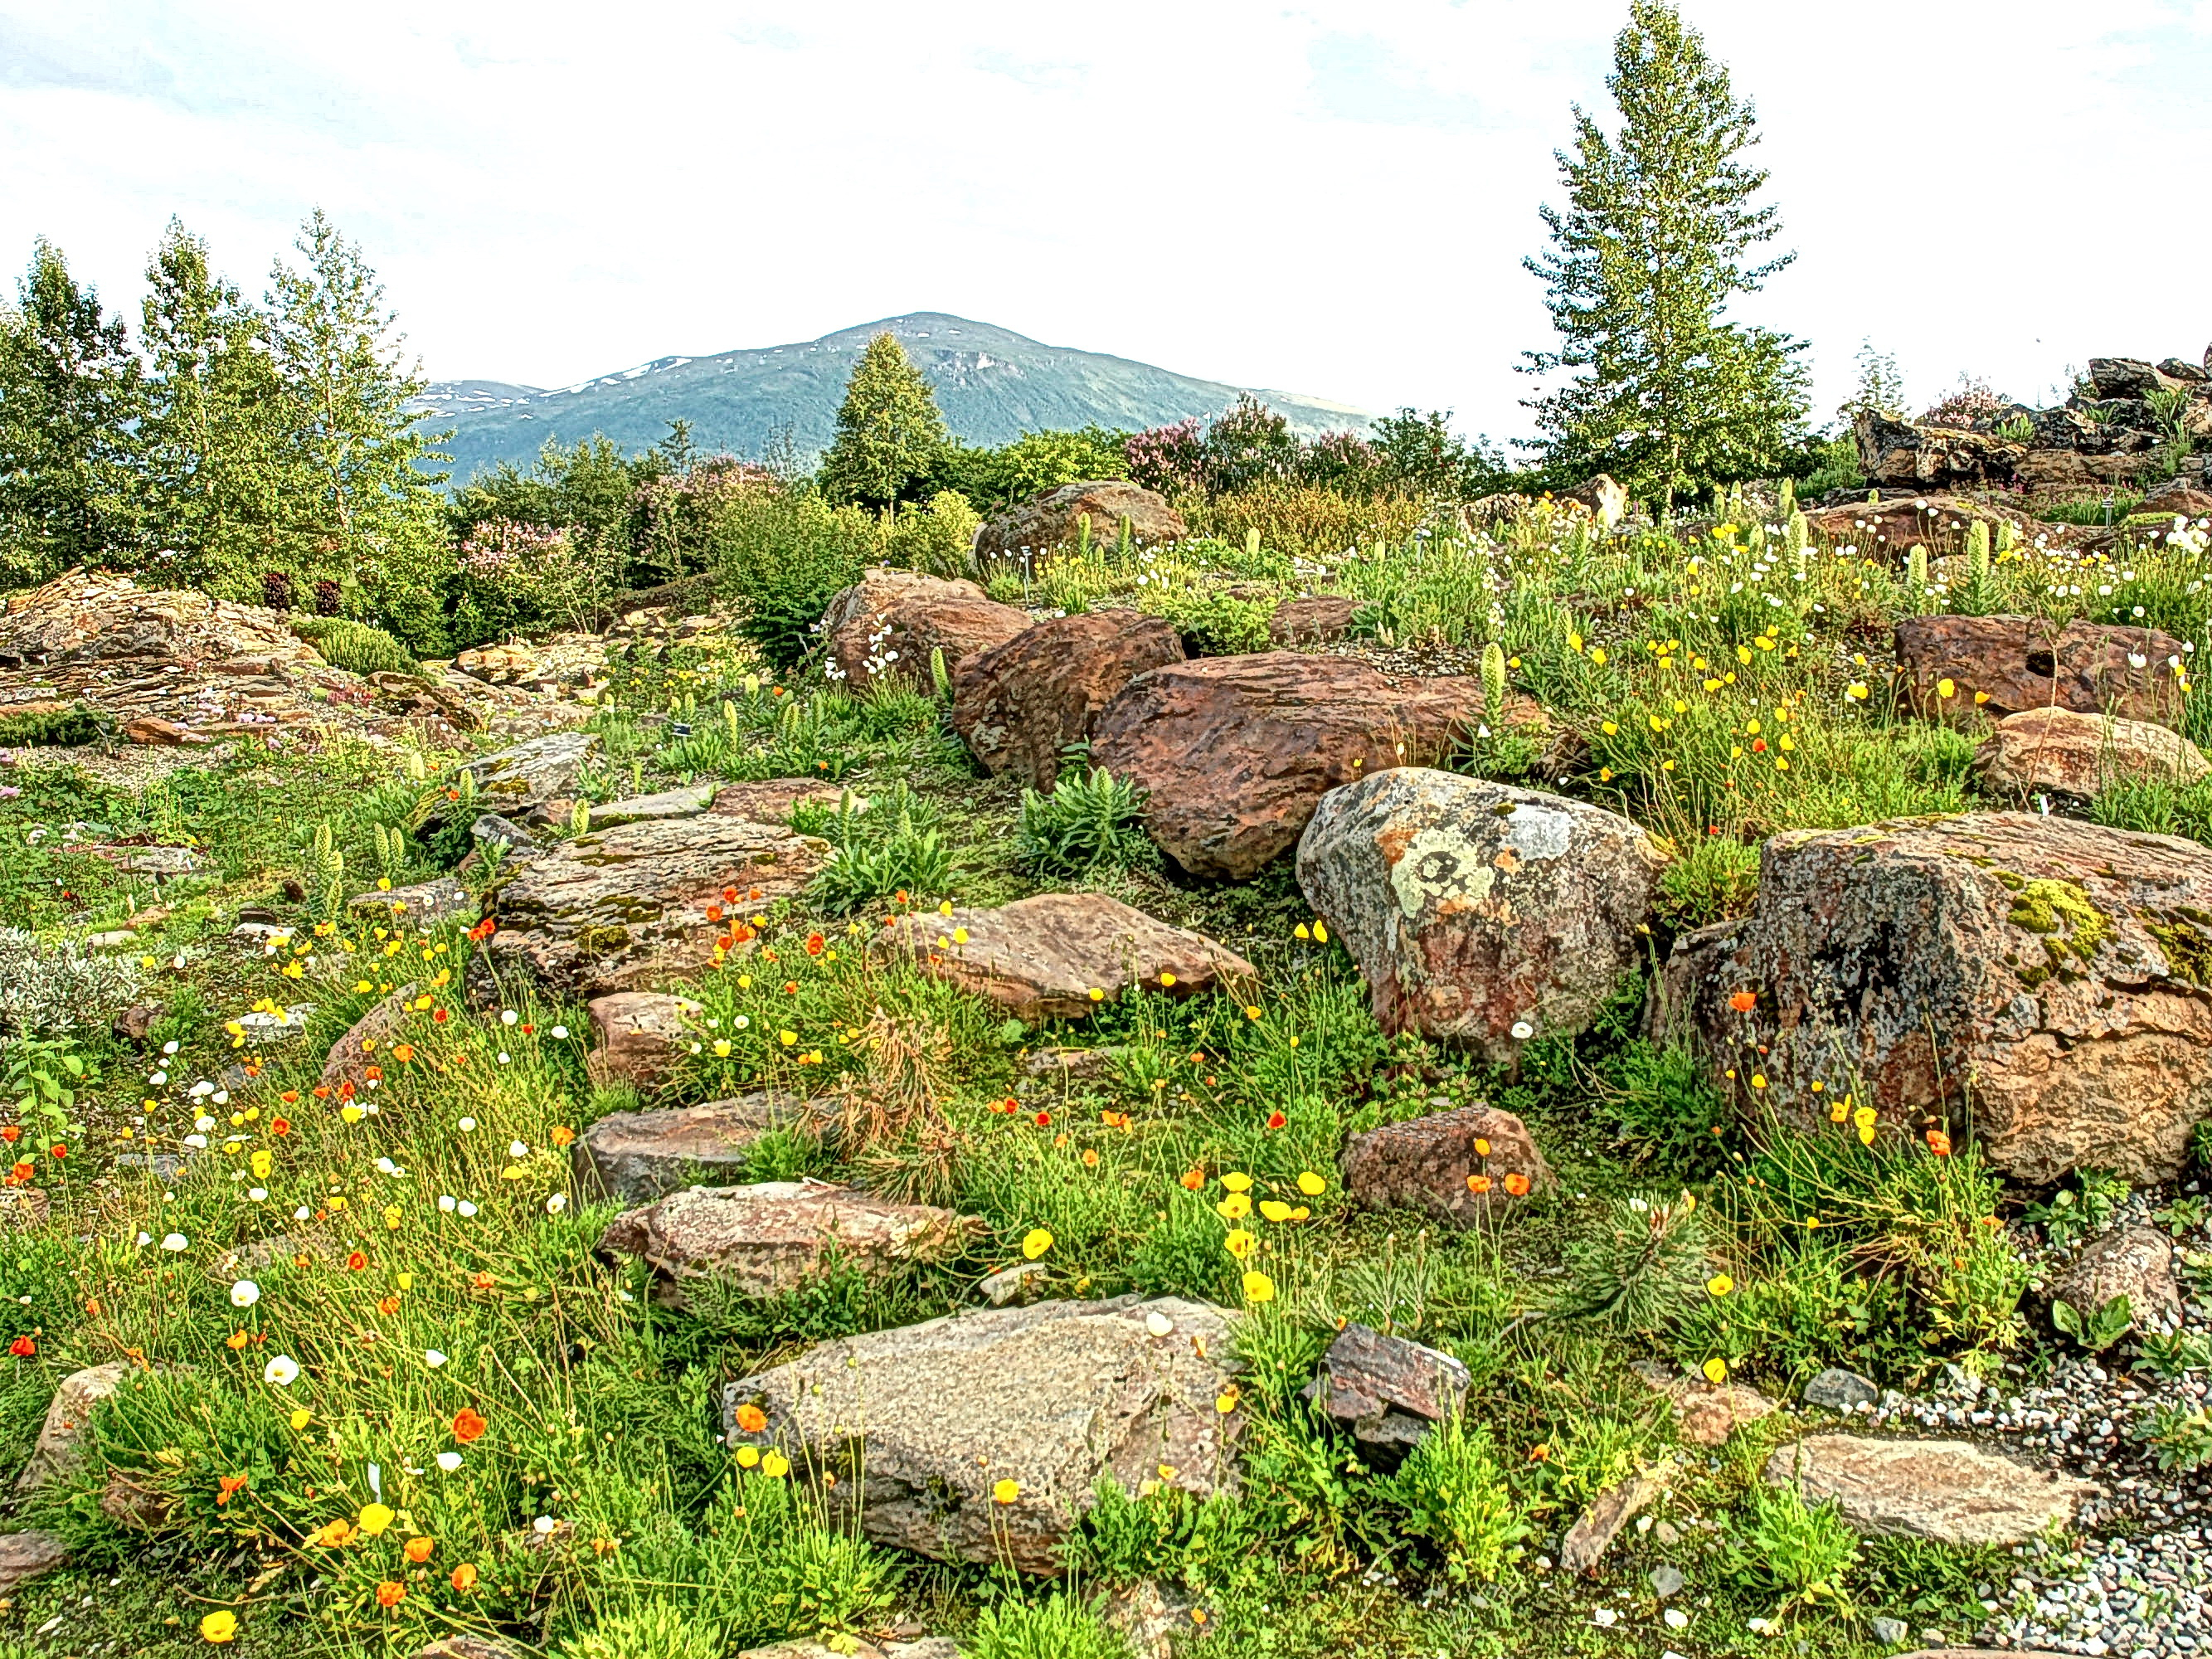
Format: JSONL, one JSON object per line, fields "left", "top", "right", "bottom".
{"left": 1016, "top": 766, "right": 1153, "bottom": 877}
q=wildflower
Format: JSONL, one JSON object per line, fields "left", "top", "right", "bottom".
{"left": 1216, "top": 1193, "right": 1251, "bottom": 1220}
{"left": 993, "top": 1478, "right": 1020, "bottom": 1504}
{"left": 263, "top": 1355, "right": 300, "bottom": 1387}
{"left": 1296, "top": 1171, "right": 1326, "bottom": 1196}
{"left": 1223, "top": 1228, "right": 1256, "bottom": 1259}
{"left": 1701, "top": 1357, "right": 1728, "bottom": 1384}
{"left": 1502, "top": 1172, "right": 1532, "bottom": 1197}
{"left": 1728, "top": 990, "right": 1757, "bottom": 1014}
{"left": 346, "top": 1251, "right": 367, "bottom": 1272}
{"left": 1241, "top": 1270, "right": 1276, "bottom": 1304}
{"left": 1510, "top": 1020, "right": 1534, "bottom": 1040}
{"left": 1707, "top": 1274, "right": 1733, "bottom": 1297}
{"left": 436, "top": 1452, "right": 463, "bottom": 1473}
{"left": 1265, "top": 1110, "right": 1286, "bottom": 1130}
{"left": 230, "top": 1280, "right": 260, "bottom": 1308}
{"left": 1466, "top": 1174, "right": 1493, "bottom": 1195}
{"left": 7, "top": 1335, "right": 32, "bottom": 1358}
{"left": 1179, "top": 1167, "right": 1205, "bottom": 1190}
{"left": 376, "top": 1581, "right": 406, "bottom": 1608}
{"left": 312, "top": 1518, "right": 355, "bottom": 1547}
{"left": 1021, "top": 1228, "right": 1053, "bottom": 1260}
{"left": 452, "top": 1407, "right": 488, "bottom": 1443}
{"left": 1259, "top": 1199, "right": 1294, "bottom": 1223}
{"left": 404, "top": 1536, "right": 434, "bottom": 1564}
{"left": 734, "top": 1403, "right": 767, "bottom": 1433}
{"left": 357, "top": 1502, "right": 396, "bottom": 1537}
{"left": 216, "top": 1472, "right": 247, "bottom": 1506}
{"left": 450, "top": 1563, "right": 479, "bottom": 1593}
{"left": 160, "top": 1233, "right": 188, "bottom": 1253}
{"left": 1221, "top": 1173, "right": 1252, "bottom": 1193}
{"left": 200, "top": 1610, "right": 239, "bottom": 1643}
{"left": 1215, "top": 1385, "right": 1242, "bottom": 1414}
{"left": 425, "top": 1350, "right": 447, "bottom": 1369}
{"left": 289, "top": 1408, "right": 310, "bottom": 1432}
{"left": 1926, "top": 1128, "right": 1952, "bottom": 1156}
{"left": 760, "top": 1451, "right": 790, "bottom": 1478}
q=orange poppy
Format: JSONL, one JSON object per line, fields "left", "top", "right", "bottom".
{"left": 346, "top": 1252, "right": 367, "bottom": 1272}
{"left": 1502, "top": 1172, "right": 1532, "bottom": 1197}
{"left": 733, "top": 1403, "right": 767, "bottom": 1433}
{"left": 0, "top": 1127, "right": 17, "bottom": 1144}
{"left": 270, "top": 1117, "right": 290, "bottom": 1136}
{"left": 1728, "top": 990, "right": 1757, "bottom": 1013}
{"left": 1466, "top": 1174, "right": 1493, "bottom": 1195}
{"left": 450, "top": 1563, "right": 479, "bottom": 1593}
{"left": 1926, "top": 1129, "right": 1952, "bottom": 1156}
{"left": 1179, "top": 1167, "right": 1206, "bottom": 1190}
{"left": 216, "top": 1473, "right": 247, "bottom": 1506}
{"left": 452, "top": 1408, "right": 488, "bottom": 1443}
{"left": 551, "top": 1126, "right": 575, "bottom": 1148}
{"left": 403, "top": 1536, "right": 434, "bottom": 1564}
{"left": 375, "top": 1581, "right": 406, "bottom": 1608}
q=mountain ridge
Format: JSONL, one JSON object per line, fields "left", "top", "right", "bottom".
{"left": 415, "top": 312, "right": 1371, "bottom": 481}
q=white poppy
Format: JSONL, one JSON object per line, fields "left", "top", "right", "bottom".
{"left": 229, "top": 1280, "right": 260, "bottom": 1308}
{"left": 263, "top": 1355, "right": 300, "bottom": 1387}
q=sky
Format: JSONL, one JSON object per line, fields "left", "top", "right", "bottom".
{"left": 3, "top": 0, "right": 2210, "bottom": 445}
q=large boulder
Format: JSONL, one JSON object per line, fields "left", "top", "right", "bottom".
{"left": 2087, "top": 357, "right": 2189, "bottom": 400}
{"left": 319, "top": 983, "right": 421, "bottom": 1094}
{"left": 481, "top": 815, "right": 826, "bottom": 1000}
{"left": 1976, "top": 706, "right": 2208, "bottom": 799}
{"left": 722, "top": 1296, "right": 1242, "bottom": 1573}
{"left": 1854, "top": 412, "right": 2025, "bottom": 490}
{"left": 887, "top": 893, "right": 1256, "bottom": 1020}
{"left": 1893, "top": 613, "right": 2189, "bottom": 727}
{"left": 1763, "top": 1435, "right": 2095, "bottom": 1546}
{"left": 2015, "top": 448, "right": 2154, "bottom": 490}
{"left": 1268, "top": 595, "right": 1362, "bottom": 647}
{"left": 572, "top": 1095, "right": 804, "bottom": 1204}
{"left": 708, "top": 779, "right": 853, "bottom": 825}
{"left": 1341, "top": 1104, "right": 1552, "bottom": 1224}
{"left": 459, "top": 732, "right": 599, "bottom": 822}
{"left": 597, "top": 1179, "right": 977, "bottom": 1306}
{"left": 1802, "top": 494, "right": 2054, "bottom": 562}
{"left": 1298, "top": 771, "right": 1662, "bottom": 1059}
{"left": 972, "top": 481, "right": 1188, "bottom": 565}
{"left": 18, "top": 1363, "right": 129, "bottom": 1490}
{"left": 1089, "top": 654, "right": 1491, "bottom": 879}
{"left": 820, "top": 569, "right": 1030, "bottom": 689}
{"left": 950, "top": 611, "right": 1185, "bottom": 789}
{"left": 1653, "top": 813, "right": 2212, "bottom": 1184}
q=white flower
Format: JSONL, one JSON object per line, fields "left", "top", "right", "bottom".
{"left": 498, "top": 1053, "right": 510, "bottom": 1064}
{"left": 500, "top": 1010, "right": 518, "bottom": 1026}
{"left": 438, "top": 1195, "right": 456, "bottom": 1213}
{"left": 248, "top": 1187, "right": 267, "bottom": 1202}
{"left": 457, "top": 1200, "right": 479, "bottom": 1219}
{"left": 183, "top": 1134, "right": 207, "bottom": 1149}
{"left": 294, "top": 1205, "right": 312, "bottom": 1221}
{"left": 546, "top": 1194, "right": 567, "bottom": 1214}
{"left": 148, "top": 1071, "right": 167, "bottom": 1086}
{"left": 229, "top": 1280, "right": 260, "bottom": 1308}
{"left": 425, "top": 1350, "right": 447, "bottom": 1369}
{"left": 508, "top": 1141, "right": 527, "bottom": 1158}
{"left": 375, "top": 1157, "right": 397, "bottom": 1175}
{"left": 532, "top": 1516, "right": 557, "bottom": 1535}
{"left": 550, "top": 1025, "right": 568, "bottom": 1039}
{"left": 457, "top": 1117, "right": 477, "bottom": 1132}
{"left": 194, "top": 1115, "right": 216, "bottom": 1133}
{"left": 435, "top": 1451, "right": 463, "bottom": 1473}
{"left": 159, "top": 1233, "right": 187, "bottom": 1253}
{"left": 134, "top": 1231, "right": 151, "bottom": 1247}
{"left": 188, "top": 1081, "right": 214, "bottom": 1099}
{"left": 1510, "top": 1020, "right": 1534, "bottom": 1041}
{"left": 263, "top": 1355, "right": 300, "bottom": 1387}
{"left": 732, "top": 1015, "right": 749, "bottom": 1030}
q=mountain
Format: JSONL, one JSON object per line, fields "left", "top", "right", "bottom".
{"left": 413, "top": 313, "right": 1372, "bottom": 482}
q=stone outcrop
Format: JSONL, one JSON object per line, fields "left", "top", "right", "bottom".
{"left": 1341, "top": 1104, "right": 1551, "bottom": 1224}
{"left": 972, "top": 481, "right": 1188, "bottom": 564}
{"left": 1089, "top": 653, "right": 1491, "bottom": 878}
{"left": 1302, "top": 1323, "right": 1470, "bottom": 1468}
{"left": 481, "top": 815, "right": 826, "bottom": 1000}
{"left": 459, "top": 732, "right": 600, "bottom": 822}
{"left": 2049, "top": 1225, "right": 2182, "bottom": 1333}
{"left": 887, "top": 893, "right": 1256, "bottom": 1020}
{"left": 586, "top": 785, "right": 715, "bottom": 828}
{"left": 319, "top": 983, "right": 421, "bottom": 1094}
{"left": 1560, "top": 1467, "right": 1672, "bottom": 1574}
{"left": 708, "top": 779, "right": 854, "bottom": 825}
{"left": 1802, "top": 494, "right": 2057, "bottom": 561}
{"left": 950, "top": 611, "right": 1185, "bottom": 788}
{"left": 820, "top": 569, "right": 1030, "bottom": 688}
{"left": 18, "top": 1363, "right": 129, "bottom": 1490}
{"left": 1298, "top": 771, "right": 1663, "bottom": 1060}
{"left": 1268, "top": 595, "right": 1363, "bottom": 647}
{"left": 1763, "top": 1435, "right": 2096, "bottom": 1545}
{"left": 0, "top": 1530, "right": 70, "bottom": 1593}
{"left": 348, "top": 878, "right": 478, "bottom": 930}
{"left": 1854, "top": 413, "right": 2025, "bottom": 491}
{"left": 1653, "top": 813, "right": 2212, "bottom": 1184}
{"left": 1638, "top": 1365, "right": 1777, "bottom": 1447}
{"left": 1894, "top": 613, "right": 2189, "bottom": 727}
{"left": 722, "top": 1296, "right": 1242, "bottom": 1573}
{"left": 571, "top": 1095, "right": 802, "bottom": 1205}
{"left": 597, "top": 1179, "right": 977, "bottom": 1306}
{"left": 1976, "top": 706, "right": 2208, "bottom": 799}
{"left": 584, "top": 991, "right": 702, "bottom": 1089}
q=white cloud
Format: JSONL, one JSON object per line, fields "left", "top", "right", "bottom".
{"left": 1, "top": 0, "right": 2206, "bottom": 444}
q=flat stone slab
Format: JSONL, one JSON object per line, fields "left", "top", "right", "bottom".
{"left": 709, "top": 779, "right": 856, "bottom": 825}
{"left": 887, "top": 893, "right": 1256, "bottom": 1020}
{"left": 0, "top": 1530, "right": 70, "bottom": 1592}
{"left": 572, "top": 1094, "right": 800, "bottom": 1205}
{"left": 587, "top": 785, "right": 715, "bottom": 828}
{"left": 459, "top": 731, "right": 598, "bottom": 819}
{"left": 1763, "top": 1433, "right": 2098, "bottom": 1545}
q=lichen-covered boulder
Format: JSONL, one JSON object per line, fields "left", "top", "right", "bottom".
{"left": 1341, "top": 1103, "right": 1552, "bottom": 1224}
{"left": 820, "top": 568, "right": 1029, "bottom": 689}
{"left": 1654, "top": 812, "right": 2212, "bottom": 1184}
{"left": 1976, "top": 705, "right": 2208, "bottom": 798}
{"left": 459, "top": 731, "right": 599, "bottom": 821}
{"left": 2049, "top": 1225, "right": 2183, "bottom": 1333}
{"left": 584, "top": 991, "right": 702, "bottom": 1089}
{"left": 571, "top": 1095, "right": 801, "bottom": 1205}
{"left": 950, "top": 611, "right": 1185, "bottom": 789}
{"left": 1090, "top": 654, "right": 1490, "bottom": 878}
{"left": 723, "top": 1296, "right": 1242, "bottom": 1573}
{"left": 1297, "top": 770, "right": 1662, "bottom": 1058}
{"left": 1893, "top": 613, "right": 2190, "bottom": 727}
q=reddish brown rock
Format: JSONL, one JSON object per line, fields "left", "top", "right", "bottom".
{"left": 2017, "top": 448, "right": 2156, "bottom": 490}
{"left": 319, "top": 983, "right": 421, "bottom": 1094}
{"left": 1763, "top": 1435, "right": 2094, "bottom": 1545}
{"left": 122, "top": 716, "right": 209, "bottom": 746}
{"left": 1267, "top": 595, "right": 1362, "bottom": 647}
{"left": 1894, "top": 612, "right": 2189, "bottom": 727}
{"left": 1976, "top": 705, "right": 2208, "bottom": 798}
{"left": 1089, "top": 653, "right": 1488, "bottom": 878}
{"left": 572, "top": 1094, "right": 802, "bottom": 1204}
{"left": 887, "top": 893, "right": 1256, "bottom": 1020}
{"left": 1802, "top": 494, "right": 2054, "bottom": 561}
{"left": 1638, "top": 1366, "right": 1777, "bottom": 1447}
{"left": 708, "top": 779, "right": 853, "bottom": 825}
{"left": 1297, "top": 770, "right": 1663, "bottom": 1061}
{"left": 973, "top": 480, "right": 1188, "bottom": 564}
{"left": 0, "top": 1530, "right": 70, "bottom": 1593}
{"left": 18, "top": 1363, "right": 129, "bottom": 1490}
{"left": 597, "top": 1178, "right": 978, "bottom": 1306}
{"left": 585, "top": 991, "right": 702, "bottom": 1089}
{"left": 1653, "top": 812, "right": 2212, "bottom": 1185}
{"left": 1853, "top": 412, "right": 2025, "bottom": 490}
{"left": 1303, "top": 1323, "right": 1471, "bottom": 1468}
{"left": 950, "top": 611, "right": 1185, "bottom": 788}
{"left": 1341, "top": 1104, "right": 1552, "bottom": 1224}
{"left": 821, "top": 568, "right": 1030, "bottom": 688}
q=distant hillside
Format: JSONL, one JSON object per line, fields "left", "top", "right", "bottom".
{"left": 414, "top": 313, "right": 1371, "bottom": 482}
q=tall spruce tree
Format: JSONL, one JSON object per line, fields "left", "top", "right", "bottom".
{"left": 818, "top": 333, "right": 946, "bottom": 508}
{"left": 265, "top": 210, "right": 452, "bottom": 647}
{"left": 0, "top": 241, "right": 144, "bottom": 585}
{"left": 1522, "top": 1, "right": 1808, "bottom": 510}
{"left": 139, "top": 220, "right": 294, "bottom": 593}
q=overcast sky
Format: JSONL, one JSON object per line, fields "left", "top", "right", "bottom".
{"left": 3, "top": 0, "right": 2209, "bottom": 444}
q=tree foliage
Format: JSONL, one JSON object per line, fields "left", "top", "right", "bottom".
{"left": 1522, "top": 0, "right": 1810, "bottom": 508}
{"left": 818, "top": 333, "right": 946, "bottom": 509}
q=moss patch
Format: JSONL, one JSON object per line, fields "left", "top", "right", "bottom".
{"left": 2006, "top": 878, "right": 2108, "bottom": 962}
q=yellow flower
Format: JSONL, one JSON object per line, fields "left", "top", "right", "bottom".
{"left": 1852, "top": 1105, "right": 1877, "bottom": 1131}
{"left": 289, "top": 1408, "right": 310, "bottom": 1432}
{"left": 735, "top": 1445, "right": 759, "bottom": 1467}
{"left": 357, "top": 1501, "right": 396, "bottom": 1537}
{"left": 1848, "top": 683, "right": 1869, "bottom": 700}
{"left": 953, "top": 927, "right": 970, "bottom": 944}
{"left": 1707, "top": 1274, "right": 1733, "bottom": 1297}
{"left": 778, "top": 1029, "right": 796, "bottom": 1046}
{"left": 1602, "top": 721, "right": 1618, "bottom": 736}
{"left": 1223, "top": 1228, "right": 1256, "bottom": 1259}
{"left": 1259, "top": 1199, "right": 1295, "bottom": 1223}
{"left": 992, "top": 1478, "right": 1019, "bottom": 1504}
{"left": 760, "top": 1451, "right": 790, "bottom": 1478}
{"left": 1221, "top": 1172, "right": 1253, "bottom": 1193}
{"left": 200, "top": 1611, "right": 239, "bottom": 1643}
{"left": 1021, "top": 1228, "right": 1053, "bottom": 1261}
{"left": 1088, "top": 987, "right": 1106, "bottom": 1002}
{"left": 1937, "top": 677, "right": 1957, "bottom": 699}
{"left": 1216, "top": 1193, "right": 1252, "bottom": 1220}
{"left": 1241, "top": 1271, "right": 1276, "bottom": 1304}
{"left": 1216, "top": 1385, "right": 1242, "bottom": 1413}
{"left": 1296, "top": 1171, "right": 1326, "bottom": 1196}
{"left": 1702, "top": 1357, "right": 1728, "bottom": 1384}
{"left": 250, "top": 1149, "right": 272, "bottom": 1179}
{"left": 1311, "top": 920, "right": 1329, "bottom": 944}
{"left": 1159, "top": 971, "right": 1176, "bottom": 987}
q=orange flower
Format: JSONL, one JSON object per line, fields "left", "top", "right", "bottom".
{"left": 1265, "top": 1111, "right": 1286, "bottom": 1130}
{"left": 403, "top": 1536, "right": 434, "bottom": 1564}
{"left": 450, "top": 1563, "right": 479, "bottom": 1593}
{"left": 375, "top": 1580, "right": 406, "bottom": 1608}
{"left": 1528, "top": 1443, "right": 1551, "bottom": 1463}
{"left": 47, "top": 1144, "right": 64, "bottom": 1160}
{"left": 551, "top": 1126, "right": 574, "bottom": 1148}
{"left": 270, "top": 1117, "right": 290, "bottom": 1136}
{"left": 0, "top": 1127, "right": 17, "bottom": 1144}
{"left": 432, "top": 1008, "right": 450, "bottom": 1024}
{"left": 1179, "top": 1167, "right": 1205, "bottom": 1190}
{"left": 705, "top": 904, "right": 724, "bottom": 922}
{"left": 390, "top": 1044, "right": 414, "bottom": 1064}
{"left": 1502, "top": 1172, "right": 1532, "bottom": 1197}
{"left": 805, "top": 932, "right": 826, "bottom": 956}
{"left": 279, "top": 1091, "right": 299, "bottom": 1107}
{"left": 216, "top": 1472, "right": 247, "bottom": 1506}
{"left": 7, "top": 1335, "right": 33, "bottom": 1358}
{"left": 362, "top": 1066, "right": 382, "bottom": 1083}
{"left": 1926, "top": 1129, "right": 1952, "bottom": 1156}
{"left": 312, "top": 1519, "right": 355, "bottom": 1547}
{"left": 733, "top": 1403, "right": 767, "bottom": 1433}
{"left": 1466, "top": 1174, "right": 1493, "bottom": 1195}
{"left": 377, "top": 1296, "right": 401, "bottom": 1317}
{"left": 452, "top": 1407, "right": 488, "bottom": 1444}
{"left": 1728, "top": 990, "right": 1757, "bottom": 1013}
{"left": 346, "top": 1252, "right": 367, "bottom": 1272}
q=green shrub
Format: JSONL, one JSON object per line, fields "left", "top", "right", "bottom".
{"left": 1380, "top": 1416, "right": 1529, "bottom": 1582}
{"left": 935, "top": 426, "right": 1131, "bottom": 509}
{"left": 1016, "top": 766, "right": 1154, "bottom": 877}
{"left": 1655, "top": 833, "right": 1760, "bottom": 927}
{"left": 559, "top": 1603, "right": 721, "bottom": 1659}
{"left": 966, "top": 1593, "right": 1132, "bottom": 1659}
{"left": 808, "top": 786, "right": 955, "bottom": 914}
{"left": 709, "top": 488, "right": 881, "bottom": 668}
{"left": 2038, "top": 493, "right": 2142, "bottom": 526}
{"left": 1141, "top": 586, "right": 1275, "bottom": 655}
{"left": 1595, "top": 1040, "right": 1731, "bottom": 1172}
{"left": 1723, "top": 1480, "right": 1860, "bottom": 1619}
{"left": 885, "top": 489, "right": 982, "bottom": 578}
{"left": 289, "top": 614, "right": 421, "bottom": 678}
{"left": 0, "top": 703, "right": 109, "bottom": 747}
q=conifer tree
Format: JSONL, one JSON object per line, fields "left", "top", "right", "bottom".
{"left": 818, "top": 333, "right": 947, "bottom": 509}
{"left": 1522, "top": 1, "right": 1808, "bottom": 510}
{"left": 0, "top": 241, "right": 143, "bottom": 584}
{"left": 139, "top": 220, "right": 293, "bottom": 592}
